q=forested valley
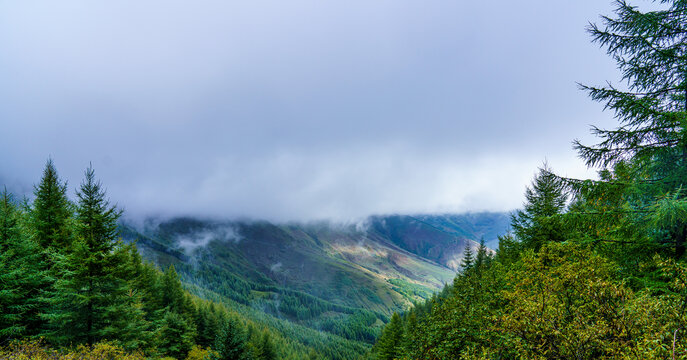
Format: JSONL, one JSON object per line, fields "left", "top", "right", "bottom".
{"left": 0, "top": 160, "right": 315, "bottom": 359}
{"left": 2, "top": 0, "right": 687, "bottom": 359}
{"left": 0, "top": 159, "right": 477, "bottom": 360}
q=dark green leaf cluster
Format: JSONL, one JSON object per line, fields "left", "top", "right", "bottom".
{"left": 370, "top": 1, "right": 687, "bottom": 359}
{"left": 0, "top": 161, "right": 332, "bottom": 359}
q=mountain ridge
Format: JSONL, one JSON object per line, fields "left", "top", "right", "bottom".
{"left": 119, "top": 212, "right": 510, "bottom": 356}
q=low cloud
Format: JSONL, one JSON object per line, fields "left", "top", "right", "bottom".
{"left": 0, "top": 0, "right": 614, "bottom": 221}
{"left": 176, "top": 225, "right": 242, "bottom": 253}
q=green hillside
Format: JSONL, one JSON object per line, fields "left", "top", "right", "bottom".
{"left": 115, "top": 214, "right": 500, "bottom": 353}
{"left": 109, "top": 212, "right": 509, "bottom": 357}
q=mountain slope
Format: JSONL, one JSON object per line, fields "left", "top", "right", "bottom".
{"left": 120, "top": 212, "right": 509, "bottom": 357}
{"left": 366, "top": 213, "right": 510, "bottom": 270}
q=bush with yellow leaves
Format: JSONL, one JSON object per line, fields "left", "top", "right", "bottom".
{"left": 467, "top": 243, "right": 687, "bottom": 360}
{"left": 184, "top": 345, "right": 218, "bottom": 360}
{"left": 0, "top": 339, "right": 146, "bottom": 360}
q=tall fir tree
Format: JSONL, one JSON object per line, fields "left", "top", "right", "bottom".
{"left": 254, "top": 331, "right": 276, "bottom": 360}
{"left": 214, "top": 316, "right": 249, "bottom": 360}
{"left": 45, "top": 165, "right": 148, "bottom": 347}
{"left": 156, "top": 310, "right": 196, "bottom": 359}
{"left": 194, "top": 301, "right": 224, "bottom": 348}
{"left": 511, "top": 165, "right": 568, "bottom": 251}
{"left": 154, "top": 265, "right": 197, "bottom": 357}
{"left": 374, "top": 312, "right": 403, "bottom": 360}
{"left": 161, "top": 265, "right": 188, "bottom": 314}
{"left": 460, "top": 245, "right": 475, "bottom": 272}
{"left": 0, "top": 189, "right": 50, "bottom": 340}
{"left": 30, "top": 159, "right": 73, "bottom": 251}
{"left": 125, "top": 248, "right": 166, "bottom": 328}
{"left": 571, "top": 0, "right": 687, "bottom": 257}
{"left": 475, "top": 238, "right": 489, "bottom": 269}
{"left": 0, "top": 188, "right": 19, "bottom": 246}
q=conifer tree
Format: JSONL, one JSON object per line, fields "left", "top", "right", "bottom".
{"left": 460, "top": 245, "right": 475, "bottom": 272}
{"left": 0, "top": 189, "right": 50, "bottom": 339}
{"left": 374, "top": 312, "right": 403, "bottom": 360}
{"left": 402, "top": 310, "right": 419, "bottom": 358}
{"left": 495, "top": 233, "right": 522, "bottom": 265}
{"left": 154, "top": 265, "right": 197, "bottom": 357}
{"left": 511, "top": 165, "right": 568, "bottom": 251}
{"left": 195, "top": 301, "right": 224, "bottom": 348}
{"left": 214, "top": 316, "right": 249, "bottom": 360}
{"left": 575, "top": 0, "right": 687, "bottom": 170}
{"left": 125, "top": 246, "right": 162, "bottom": 321}
{"left": 161, "top": 265, "right": 187, "bottom": 314}
{"left": 156, "top": 310, "right": 196, "bottom": 359}
{"left": 45, "top": 165, "right": 147, "bottom": 347}
{"left": 0, "top": 189, "right": 19, "bottom": 246}
{"left": 571, "top": 0, "right": 687, "bottom": 257}
{"left": 29, "top": 159, "right": 74, "bottom": 337}
{"left": 254, "top": 331, "right": 276, "bottom": 360}
{"left": 30, "top": 159, "right": 73, "bottom": 250}
{"left": 475, "top": 238, "right": 489, "bottom": 270}
{"left": 75, "top": 164, "right": 121, "bottom": 255}
{"left": 0, "top": 190, "right": 22, "bottom": 335}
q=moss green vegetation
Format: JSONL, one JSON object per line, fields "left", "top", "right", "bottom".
{"left": 0, "top": 158, "right": 469, "bottom": 359}
{"left": 0, "top": 161, "right": 364, "bottom": 359}
{"left": 370, "top": 1, "right": 687, "bottom": 358}
{"left": 117, "top": 212, "right": 472, "bottom": 358}
{"left": 5, "top": 0, "right": 682, "bottom": 358}
{"left": 0, "top": 159, "right": 463, "bottom": 359}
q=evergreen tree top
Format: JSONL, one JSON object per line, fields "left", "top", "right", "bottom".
{"left": 31, "top": 159, "right": 72, "bottom": 250}
{"left": 575, "top": 0, "right": 687, "bottom": 168}
{"left": 75, "top": 165, "right": 121, "bottom": 252}
{"left": 461, "top": 245, "right": 475, "bottom": 271}
{"left": 0, "top": 188, "right": 18, "bottom": 247}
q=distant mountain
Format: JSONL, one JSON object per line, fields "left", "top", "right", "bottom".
{"left": 119, "top": 212, "right": 510, "bottom": 356}
{"left": 366, "top": 213, "right": 510, "bottom": 270}
{"left": 415, "top": 213, "right": 511, "bottom": 248}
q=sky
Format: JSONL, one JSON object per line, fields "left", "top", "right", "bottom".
{"left": 0, "top": 1, "right": 625, "bottom": 221}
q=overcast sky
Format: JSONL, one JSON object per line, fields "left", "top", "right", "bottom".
{"left": 0, "top": 1, "right": 625, "bottom": 221}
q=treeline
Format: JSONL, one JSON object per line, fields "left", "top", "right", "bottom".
{"left": 163, "top": 236, "right": 386, "bottom": 346}
{"left": 0, "top": 160, "right": 299, "bottom": 359}
{"left": 187, "top": 261, "right": 382, "bottom": 344}
{"left": 317, "top": 311, "right": 379, "bottom": 344}
{"left": 370, "top": 0, "right": 687, "bottom": 359}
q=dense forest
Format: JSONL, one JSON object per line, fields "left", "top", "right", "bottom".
{"left": 2, "top": 0, "right": 685, "bottom": 359}
{"left": 370, "top": 1, "right": 687, "bottom": 359}
{"left": 0, "top": 157, "right": 456, "bottom": 360}
{"left": 0, "top": 160, "right": 331, "bottom": 359}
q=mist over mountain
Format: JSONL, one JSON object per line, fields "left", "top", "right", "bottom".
{"left": 123, "top": 212, "right": 509, "bottom": 273}
{"left": 366, "top": 213, "right": 510, "bottom": 268}
{"left": 117, "top": 212, "right": 509, "bottom": 353}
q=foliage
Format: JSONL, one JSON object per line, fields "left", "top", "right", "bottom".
{"left": 460, "top": 244, "right": 474, "bottom": 271}
{"left": 0, "top": 161, "right": 329, "bottom": 359}
{"left": 0, "top": 339, "right": 146, "bottom": 360}
{"left": 185, "top": 345, "right": 218, "bottom": 360}
{"left": 570, "top": 0, "right": 687, "bottom": 258}
{"left": 511, "top": 165, "right": 568, "bottom": 251}
{"left": 29, "top": 159, "right": 73, "bottom": 250}
{"left": 253, "top": 332, "right": 276, "bottom": 360}
{"left": 214, "top": 317, "right": 249, "bottom": 360}
{"left": 0, "top": 189, "right": 50, "bottom": 340}
{"left": 370, "top": 2, "right": 687, "bottom": 359}
{"left": 372, "top": 312, "right": 403, "bottom": 360}
{"left": 43, "top": 166, "right": 150, "bottom": 348}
